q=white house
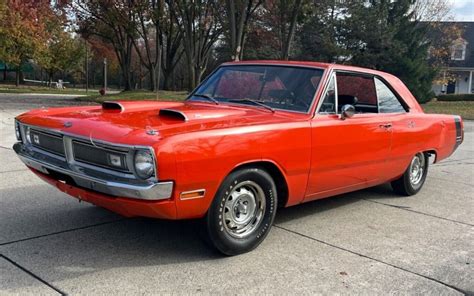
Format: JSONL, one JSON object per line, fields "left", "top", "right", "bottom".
{"left": 432, "top": 22, "right": 474, "bottom": 95}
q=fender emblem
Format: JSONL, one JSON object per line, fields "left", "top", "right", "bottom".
{"left": 64, "top": 122, "right": 73, "bottom": 128}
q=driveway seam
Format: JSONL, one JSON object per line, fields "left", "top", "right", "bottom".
{"left": 0, "top": 218, "right": 127, "bottom": 246}
{"left": 0, "top": 145, "right": 12, "bottom": 150}
{"left": 433, "top": 158, "right": 474, "bottom": 164}
{"left": 1, "top": 254, "right": 66, "bottom": 295}
{"left": 361, "top": 199, "right": 474, "bottom": 227}
{"left": 428, "top": 176, "right": 474, "bottom": 187}
{"left": 274, "top": 225, "right": 467, "bottom": 295}
{"left": 0, "top": 169, "right": 28, "bottom": 174}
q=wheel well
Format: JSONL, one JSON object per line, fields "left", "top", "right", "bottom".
{"left": 230, "top": 161, "right": 289, "bottom": 208}
{"left": 424, "top": 150, "right": 437, "bottom": 163}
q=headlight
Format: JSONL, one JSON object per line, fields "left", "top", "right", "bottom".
{"left": 25, "top": 126, "right": 31, "bottom": 143}
{"left": 15, "top": 121, "right": 21, "bottom": 141}
{"left": 134, "top": 150, "right": 155, "bottom": 179}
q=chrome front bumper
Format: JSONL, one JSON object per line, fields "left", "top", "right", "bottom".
{"left": 13, "top": 142, "right": 173, "bottom": 201}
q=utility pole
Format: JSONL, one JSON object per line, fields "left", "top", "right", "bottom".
{"left": 85, "top": 39, "right": 89, "bottom": 94}
{"left": 103, "top": 58, "right": 107, "bottom": 91}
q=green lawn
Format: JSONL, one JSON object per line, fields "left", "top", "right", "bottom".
{"left": 76, "top": 90, "right": 188, "bottom": 103}
{"left": 0, "top": 85, "right": 103, "bottom": 95}
{"left": 421, "top": 101, "right": 474, "bottom": 120}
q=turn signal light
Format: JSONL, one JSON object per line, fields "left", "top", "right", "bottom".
{"left": 180, "top": 189, "right": 206, "bottom": 200}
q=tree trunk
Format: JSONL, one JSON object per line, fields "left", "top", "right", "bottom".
{"left": 282, "top": 0, "right": 302, "bottom": 60}
{"left": 155, "top": 50, "right": 162, "bottom": 99}
{"left": 163, "top": 72, "right": 171, "bottom": 90}
{"left": 119, "top": 36, "right": 133, "bottom": 91}
{"left": 48, "top": 72, "right": 53, "bottom": 87}
{"left": 187, "top": 57, "right": 195, "bottom": 90}
{"left": 15, "top": 68, "right": 20, "bottom": 86}
{"left": 148, "top": 66, "right": 155, "bottom": 91}
{"left": 121, "top": 62, "right": 132, "bottom": 91}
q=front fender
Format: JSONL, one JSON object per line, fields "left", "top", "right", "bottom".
{"left": 167, "top": 121, "right": 311, "bottom": 219}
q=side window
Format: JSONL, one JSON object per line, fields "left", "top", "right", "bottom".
{"left": 319, "top": 75, "right": 336, "bottom": 113}
{"left": 375, "top": 78, "right": 406, "bottom": 113}
{"left": 336, "top": 73, "right": 378, "bottom": 114}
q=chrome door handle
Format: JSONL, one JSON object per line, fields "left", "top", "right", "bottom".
{"left": 379, "top": 123, "right": 392, "bottom": 129}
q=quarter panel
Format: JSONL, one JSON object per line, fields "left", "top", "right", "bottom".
{"left": 388, "top": 113, "right": 458, "bottom": 180}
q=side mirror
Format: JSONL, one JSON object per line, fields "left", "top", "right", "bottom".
{"left": 340, "top": 104, "right": 355, "bottom": 120}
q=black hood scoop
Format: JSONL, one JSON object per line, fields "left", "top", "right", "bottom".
{"left": 159, "top": 109, "right": 187, "bottom": 121}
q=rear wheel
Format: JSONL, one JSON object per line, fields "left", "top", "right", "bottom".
{"left": 204, "top": 168, "right": 277, "bottom": 255}
{"left": 391, "top": 152, "right": 429, "bottom": 196}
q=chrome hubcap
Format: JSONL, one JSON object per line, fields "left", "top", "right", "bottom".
{"left": 223, "top": 181, "right": 266, "bottom": 238}
{"left": 409, "top": 153, "right": 425, "bottom": 187}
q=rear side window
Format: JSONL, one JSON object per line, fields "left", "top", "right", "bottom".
{"left": 336, "top": 73, "right": 378, "bottom": 114}
{"left": 375, "top": 78, "right": 406, "bottom": 113}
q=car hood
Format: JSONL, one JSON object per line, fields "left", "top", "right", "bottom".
{"left": 16, "top": 100, "right": 302, "bottom": 146}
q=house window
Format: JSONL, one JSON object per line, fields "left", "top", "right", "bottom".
{"left": 451, "top": 39, "right": 467, "bottom": 61}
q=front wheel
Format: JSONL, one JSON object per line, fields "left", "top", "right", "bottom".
{"left": 391, "top": 152, "right": 429, "bottom": 196}
{"left": 204, "top": 168, "right": 277, "bottom": 255}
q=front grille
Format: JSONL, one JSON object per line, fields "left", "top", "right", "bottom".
{"left": 72, "top": 140, "right": 129, "bottom": 172}
{"left": 30, "top": 129, "right": 65, "bottom": 156}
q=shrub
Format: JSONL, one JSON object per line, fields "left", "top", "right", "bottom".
{"left": 436, "top": 94, "right": 474, "bottom": 101}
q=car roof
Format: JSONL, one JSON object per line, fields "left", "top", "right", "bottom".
{"left": 222, "top": 60, "right": 393, "bottom": 77}
{"left": 221, "top": 60, "right": 423, "bottom": 113}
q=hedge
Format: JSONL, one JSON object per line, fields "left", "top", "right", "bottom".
{"left": 435, "top": 94, "right": 474, "bottom": 101}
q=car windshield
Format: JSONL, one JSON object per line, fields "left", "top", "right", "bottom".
{"left": 188, "top": 65, "right": 324, "bottom": 113}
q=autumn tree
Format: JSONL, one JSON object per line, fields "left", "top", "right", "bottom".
{"left": 160, "top": 4, "right": 184, "bottom": 90}
{"left": 413, "top": 0, "right": 462, "bottom": 87}
{"left": 87, "top": 36, "right": 120, "bottom": 88}
{"left": 0, "top": 0, "right": 50, "bottom": 85}
{"left": 271, "top": 0, "right": 305, "bottom": 60}
{"left": 170, "top": 0, "right": 222, "bottom": 89}
{"left": 35, "top": 6, "right": 84, "bottom": 85}
{"left": 243, "top": 0, "right": 306, "bottom": 60}
{"left": 75, "top": 0, "right": 137, "bottom": 90}
{"left": 218, "top": 0, "right": 264, "bottom": 61}
{"left": 40, "top": 32, "right": 84, "bottom": 85}
{"left": 129, "top": 0, "right": 165, "bottom": 92}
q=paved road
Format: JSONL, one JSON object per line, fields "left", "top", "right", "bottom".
{"left": 0, "top": 94, "right": 473, "bottom": 295}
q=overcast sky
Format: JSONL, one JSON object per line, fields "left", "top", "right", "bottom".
{"left": 451, "top": 0, "right": 474, "bottom": 21}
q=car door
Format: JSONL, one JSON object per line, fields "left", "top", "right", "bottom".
{"left": 304, "top": 72, "right": 392, "bottom": 201}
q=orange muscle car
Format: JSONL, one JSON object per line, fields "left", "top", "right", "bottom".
{"left": 13, "top": 61, "right": 464, "bottom": 255}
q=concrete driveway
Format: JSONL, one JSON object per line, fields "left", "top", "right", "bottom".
{"left": 0, "top": 94, "right": 473, "bottom": 295}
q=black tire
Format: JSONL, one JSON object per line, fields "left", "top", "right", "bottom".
{"left": 391, "top": 152, "right": 429, "bottom": 196}
{"left": 203, "top": 167, "right": 277, "bottom": 256}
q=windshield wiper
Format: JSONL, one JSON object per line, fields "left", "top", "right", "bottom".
{"left": 229, "top": 99, "right": 275, "bottom": 113}
{"left": 192, "top": 93, "right": 219, "bottom": 105}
